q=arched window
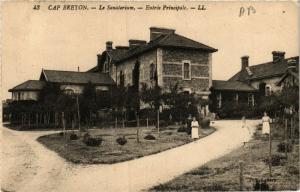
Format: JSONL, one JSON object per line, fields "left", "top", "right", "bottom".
{"left": 265, "top": 85, "right": 272, "bottom": 96}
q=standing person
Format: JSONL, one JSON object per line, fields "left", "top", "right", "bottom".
{"left": 242, "top": 116, "right": 251, "bottom": 135}
{"left": 262, "top": 112, "right": 271, "bottom": 135}
{"left": 187, "top": 114, "right": 192, "bottom": 135}
{"left": 191, "top": 117, "right": 199, "bottom": 140}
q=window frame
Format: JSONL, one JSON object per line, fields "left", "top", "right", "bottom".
{"left": 265, "top": 84, "right": 272, "bottom": 96}
{"left": 182, "top": 60, "right": 191, "bottom": 80}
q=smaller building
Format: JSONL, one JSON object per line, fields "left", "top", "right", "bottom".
{"left": 39, "top": 69, "right": 115, "bottom": 95}
{"left": 9, "top": 80, "right": 46, "bottom": 101}
{"left": 209, "top": 80, "right": 258, "bottom": 114}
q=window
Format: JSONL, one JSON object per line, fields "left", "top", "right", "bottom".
{"left": 119, "top": 71, "right": 124, "bottom": 87}
{"left": 64, "top": 89, "right": 74, "bottom": 95}
{"left": 150, "top": 63, "right": 155, "bottom": 80}
{"left": 248, "top": 93, "right": 254, "bottom": 106}
{"left": 183, "top": 61, "right": 191, "bottom": 80}
{"left": 217, "top": 92, "right": 222, "bottom": 108}
{"left": 234, "top": 93, "right": 239, "bottom": 102}
{"left": 265, "top": 85, "right": 272, "bottom": 96}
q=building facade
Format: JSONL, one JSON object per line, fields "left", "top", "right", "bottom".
{"left": 88, "top": 27, "right": 217, "bottom": 114}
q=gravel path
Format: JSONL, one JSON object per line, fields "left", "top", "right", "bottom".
{"left": 1, "top": 120, "right": 259, "bottom": 192}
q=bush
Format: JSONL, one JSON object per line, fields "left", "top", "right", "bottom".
{"left": 84, "top": 137, "right": 102, "bottom": 147}
{"left": 116, "top": 136, "right": 127, "bottom": 145}
{"left": 159, "top": 120, "right": 168, "bottom": 128}
{"left": 200, "top": 118, "right": 210, "bottom": 128}
{"left": 286, "top": 165, "right": 299, "bottom": 175}
{"left": 202, "top": 183, "right": 228, "bottom": 191}
{"left": 189, "top": 166, "right": 211, "bottom": 175}
{"left": 253, "top": 179, "right": 270, "bottom": 191}
{"left": 69, "top": 133, "right": 79, "bottom": 140}
{"left": 277, "top": 142, "right": 293, "bottom": 153}
{"left": 83, "top": 132, "right": 90, "bottom": 143}
{"left": 263, "top": 154, "right": 286, "bottom": 166}
{"left": 144, "top": 134, "right": 156, "bottom": 140}
{"left": 177, "top": 126, "right": 187, "bottom": 133}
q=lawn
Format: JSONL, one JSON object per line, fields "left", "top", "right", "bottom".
{"left": 37, "top": 125, "right": 215, "bottom": 164}
{"left": 150, "top": 122, "right": 299, "bottom": 191}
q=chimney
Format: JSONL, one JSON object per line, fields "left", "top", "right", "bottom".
{"left": 106, "top": 41, "right": 113, "bottom": 51}
{"left": 77, "top": 66, "right": 80, "bottom": 72}
{"left": 272, "top": 51, "right": 285, "bottom": 63}
{"left": 115, "top": 46, "right": 129, "bottom": 50}
{"left": 97, "top": 54, "right": 101, "bottom": 71}
{"left": 129, "top": 40, "right": 146, "bottom": 49}
{"left": 287, "top": 59, "right": 297, "bottom": 71}
{"left": 241, "top": 56, "right": 249, "bottom": 70}
{"left": 150, "top": 27, "right": 175, "bottom": 41}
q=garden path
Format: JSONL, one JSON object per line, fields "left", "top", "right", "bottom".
{"left": 1, "top": 120, "right": 259, "bottom": 192}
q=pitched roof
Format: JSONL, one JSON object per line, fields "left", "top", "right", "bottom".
{"left": 9, "top": 80, "right": 46, "bottom": 92}
{"left": 116, "top": 33, "right": 217, "bottom": 63}
{"left": 276, "top": 68, "right": 299, "bottom": 86}
{"left": 212, "top": 80, "right": 257, "bottom": 92}
{"left": 41, "top": 70, "right": 115, "bottom": 85}
{"left": 229, "top": 56, "right": 299, "bottom": 82}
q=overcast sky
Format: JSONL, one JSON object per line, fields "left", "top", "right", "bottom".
{"left": 1, "top": 1, "right": 298, "bottom": 100}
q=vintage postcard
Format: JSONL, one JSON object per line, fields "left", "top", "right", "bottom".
{"left": 1, "top": 1, "right": 299, "bottom": 192}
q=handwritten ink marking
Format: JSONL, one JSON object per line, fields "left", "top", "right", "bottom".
{"left": 239, "top": 6, "right": 256, "bottom": 17}
{"left": 137, "top": 7, "right": 143, "bottom": 9}
{"left": 190, "top": 7, "right": 195, "bottom": 9}
{"left": 90, "top": 7, "right": 96, "bottom": 9}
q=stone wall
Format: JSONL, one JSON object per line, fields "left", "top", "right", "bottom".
{"left": 161, "top": 48, "right": 211, "bottom": 95}
{"left": 115, "top": 49, "right": 157, "bottom": 87}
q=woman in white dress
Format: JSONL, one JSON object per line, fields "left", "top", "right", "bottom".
{"left": 191, "top": 117, "right": 199, "bottom": 139}
{"left": 262, "top": 112, "right": 271, "bottom": 135}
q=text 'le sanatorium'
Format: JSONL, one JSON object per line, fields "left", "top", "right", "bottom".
{"left": 44, "top": 4, "right": 207, "bottom": 11}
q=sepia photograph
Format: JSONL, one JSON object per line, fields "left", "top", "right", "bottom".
{"left": 1, "top": 1, "right": 299, "bottom": 191}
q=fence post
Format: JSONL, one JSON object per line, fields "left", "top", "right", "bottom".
{"left": 269, "top": 122, "right": 272, "bottom": 177}
{"left": 136, "top": 114, "right": 140, "bottom": 143}
{"left": 239, "top": 160, "right": 244, "bottom": 191}
{"left": 62, "top": 112, "right": 66, "bottom": 136}
{"left": 285, "top": 118, "right": 288, "bottom": 159}
{"left": 146, "top": 117, "right": 149, "bottom": 129}
{"left": 157, "top": 109, "right": 160, "bottom": 137}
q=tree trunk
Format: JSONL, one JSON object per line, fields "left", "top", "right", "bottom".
{"left": 157, "top": 109, "right": 160, "bottom": 137}
{"left": 136, "top": 113, "right": 140, "bottom": 143}
{"left": 62, "top": 112, "right": 66, "bottom": 136}
{"left": 76, "top": 96, "right": 81, "bottom": 131}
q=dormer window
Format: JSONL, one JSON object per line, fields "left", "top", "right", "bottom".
{"left": 265, "top": 85, "right": 272, "bottom": 96}
{"left": 183, "top": 60, "right": 191, "bottom": 80}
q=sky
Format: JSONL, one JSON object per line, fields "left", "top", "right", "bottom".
{"left": 1, "top": 1, "right": 299, "bottom": 100}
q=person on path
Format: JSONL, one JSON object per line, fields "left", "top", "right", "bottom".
{"left": 191, "top": 117, "right": 199, "bottom": 140}
{"left": 262, "top": 112, "right": 271, "bottom": 135}
{"left": 242, "top": 116, "right": 251, "bottom": 135}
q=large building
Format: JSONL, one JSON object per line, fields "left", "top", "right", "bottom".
{"left": 88, "top": 27, "right": 218, "bottom": 112}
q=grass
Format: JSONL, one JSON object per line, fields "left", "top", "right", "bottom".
{"left": 150, "top": 123, "right": 299, "bottom": 191}
{"left": 37, "top": 125, "right": 215, "bottom": 164}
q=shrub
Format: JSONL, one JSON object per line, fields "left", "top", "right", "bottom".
{"left": 277, "top": 142, "right": 293, "bottom": 153}
{"left": 253, "top": 179, "right": 270, "bottom": 191}
{"left": 189, "top": 166, "right": 211, "bottom": 175}
{"left": 116, "top": 136, "right": 127, "bottom": 145}
{"left": 202, "top": 183, "right": 228, "bottom": 191}
{"left": 144, "top": 134, "right": 156, "bottom": 140}
{"left": 200, "top": 118, "right": 210, "bottom": 128}
{"left": 177, "top": 126, "right": 187, "bottom": 133}
{"left": 69, "top": 133, "right": 79, "bottom": 140}
{"left": 84, "top": 137, "right": 102, "bottom": 147}
{"left": 83, "top": 132, "right": 91, "bottom": 143}
{"left": 287, "top": 165, "right": 299, "bottom": 175}
{"left": 159, "top": 120, "right": 168, "bottom": 128}
{"left": 263, "top": 154, "right": 286, "bottom": 166}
